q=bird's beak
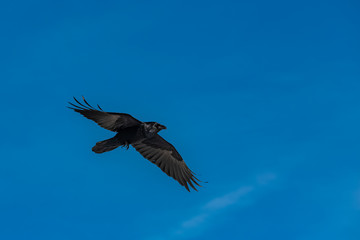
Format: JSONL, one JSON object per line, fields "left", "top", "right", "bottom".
{"left": 160, "top": 125, "right": 167, "bottom": 130}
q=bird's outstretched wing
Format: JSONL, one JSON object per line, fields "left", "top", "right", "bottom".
{"left": 132, "top": 134, "right": 201, "bottom": 191}
{"left": 68, "top": 97, "right": 142, "bottom": 132}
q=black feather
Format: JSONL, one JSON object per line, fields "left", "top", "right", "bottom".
{"left": 73, "top": 97, "right": 91, "bottom": 110}
{"left": 82, "top": 96, "right": 95, "bottom": 109}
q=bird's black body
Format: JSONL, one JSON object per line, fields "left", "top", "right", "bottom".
{"left": 115, "top": 125, "right": 142, "bottom": 144}
{"left": 68, "top": 97, "right": 201, "bottom": 191}
{"left": 92, "top": 126, "right": 141, "bottom": 153}
{"left": 92, "top": 124, "right": 160, "bottom": 153}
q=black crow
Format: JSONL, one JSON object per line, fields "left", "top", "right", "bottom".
{"left": 68, "top": 97, "right": 202, "bottom": 191}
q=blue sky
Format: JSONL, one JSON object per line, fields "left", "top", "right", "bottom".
{"left": 1, "top": 0, "right": 359, "bottom": 239}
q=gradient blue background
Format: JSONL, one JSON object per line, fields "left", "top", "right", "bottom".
{"left": 1, "top": 0, "right": 359, "bottom": 239}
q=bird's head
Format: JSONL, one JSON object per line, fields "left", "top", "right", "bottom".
{"left": 143, "top": 122, "right": 167, "bottom": 137}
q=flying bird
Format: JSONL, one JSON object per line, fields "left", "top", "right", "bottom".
{"left": 68, "top": 97, "right": 202, "bottom": 191}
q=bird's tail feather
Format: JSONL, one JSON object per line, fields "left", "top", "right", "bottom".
{"left": 92, "top": 136, "right": 122, "bottom": 154}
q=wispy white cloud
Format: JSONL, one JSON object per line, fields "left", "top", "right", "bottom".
{"left": 181, "top": 213, "right": 209, "bottom": 229}
{"left": 204, "top": 186, "right": 254, "bottom": 211}
{"left": 150, "top": 172, "right": 278, "bottom": 240}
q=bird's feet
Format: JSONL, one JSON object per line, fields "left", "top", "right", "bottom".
{"left": 121, "top": 141, "right": 130, "bottom": 150}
